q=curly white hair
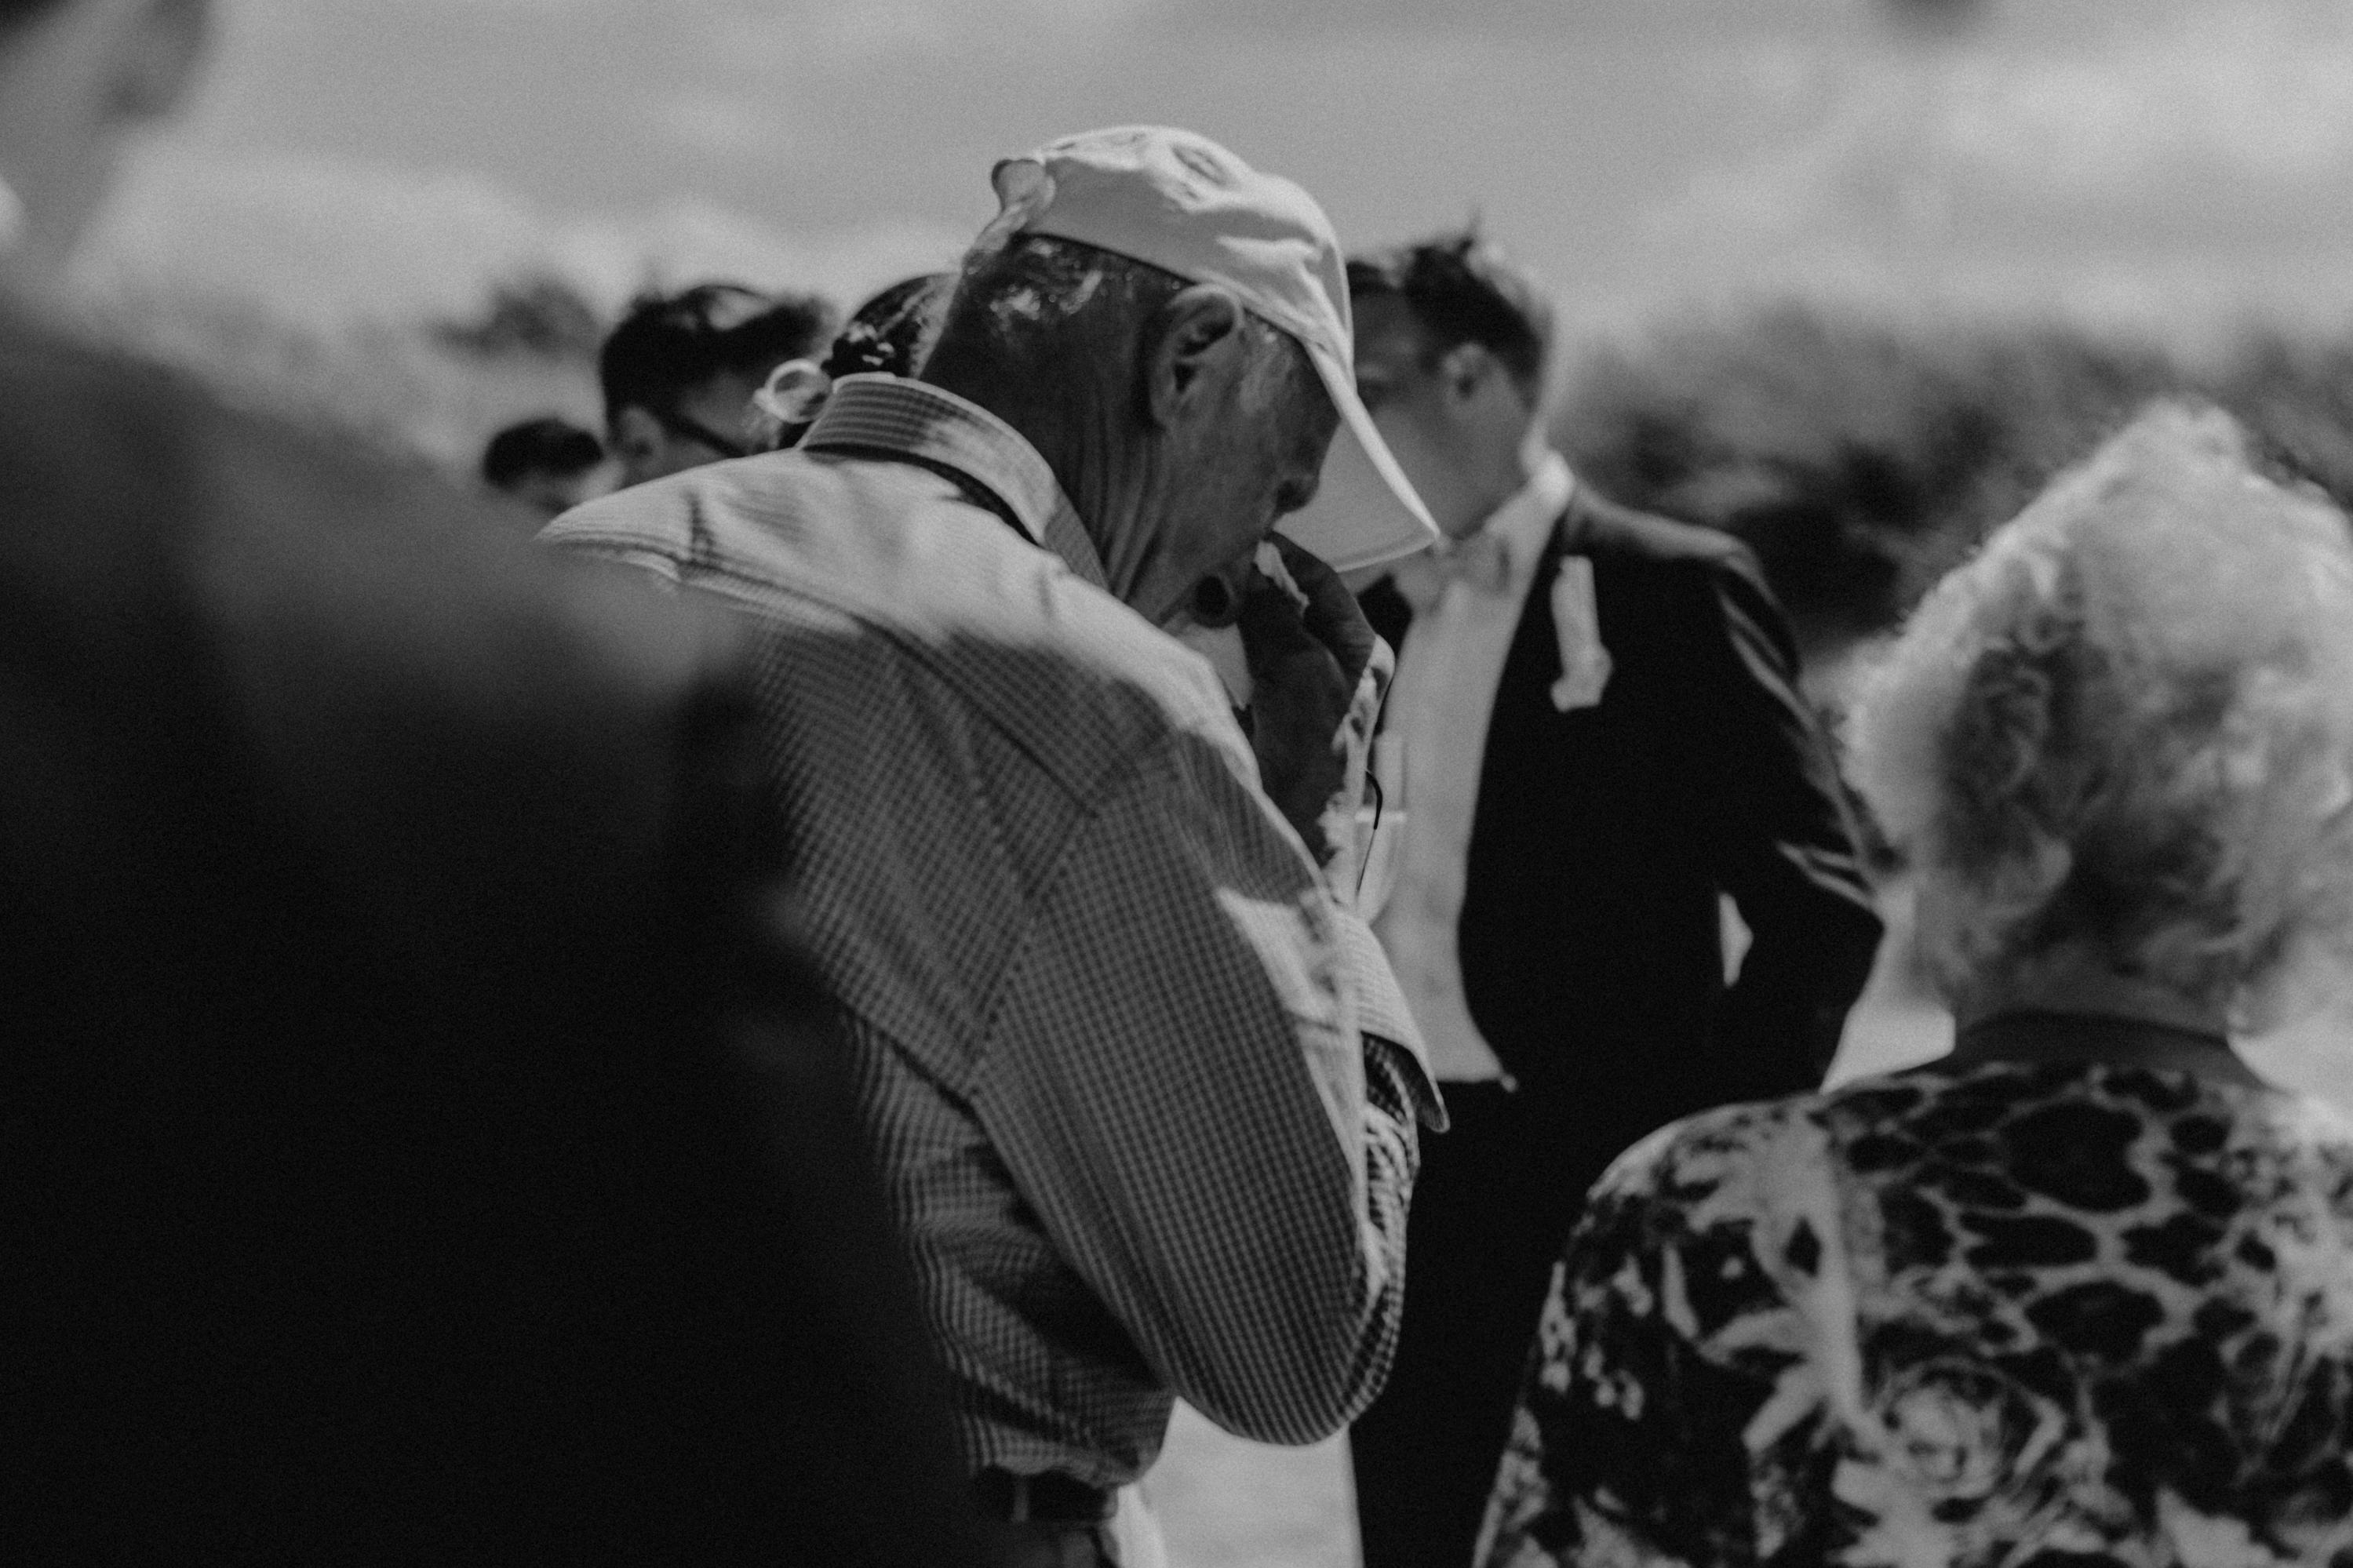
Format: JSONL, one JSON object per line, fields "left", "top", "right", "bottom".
{"left": 1850, "top": 402, "right": 2353, "bottom": 1024}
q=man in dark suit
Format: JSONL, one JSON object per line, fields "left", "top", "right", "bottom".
{"left": 1342, "top": 231, "right": 1885, "bottom": 1568}
{"left": 0, "top": 2, "right": 982, "bottom": 1560}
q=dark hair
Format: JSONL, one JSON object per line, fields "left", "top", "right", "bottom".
{"left": 1346, "top": 227, "right": 1554, "bottom": 398}
{"left": 598, "top": 282, "right": 835, "bottom": 424}
{"left": 481, "top": 417, "right": 605, "bottom": 489}
{"left": 821, "top": 273, "right": 951, "bottom": 381}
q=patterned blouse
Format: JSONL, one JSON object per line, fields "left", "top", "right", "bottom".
{"left": 1477, "top": 1024, "right": 2353, "bottom": 1568}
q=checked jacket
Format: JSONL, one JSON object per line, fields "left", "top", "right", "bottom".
{"left": 544, "top": 373, "right": 1440, "bottom": 1487}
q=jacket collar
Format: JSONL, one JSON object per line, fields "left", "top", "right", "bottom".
{"left": 802, "top": 374, "right": 1108, "bottom": 592}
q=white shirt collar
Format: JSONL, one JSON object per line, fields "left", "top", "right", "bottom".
{"left": 1462, "top": 452, "right": 1575, "bottom": 577}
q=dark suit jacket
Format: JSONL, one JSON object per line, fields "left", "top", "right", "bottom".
{"left": 1362, "top": 482, "right": 1883, "bottom": 1164}
{"left": 0, "top": 318, "right": 982, "bottom": 1564}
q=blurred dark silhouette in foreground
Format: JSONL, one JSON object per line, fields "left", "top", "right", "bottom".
{"left": 0, "top": 2, "right": 980, "bottom": 1561}
{"left": 2, "top": 304, "right": 985, "bottom": 1568}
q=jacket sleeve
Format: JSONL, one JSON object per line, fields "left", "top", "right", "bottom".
{"left": 1688, "top": 548, "right": 1884, "bottom": 1090}
{"left": 973, "top": 723, "right": 1439, "bottom": 1446}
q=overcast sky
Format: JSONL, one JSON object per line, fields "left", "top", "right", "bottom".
{"left": 74, "top": 0, "right": 2353, "bottom": 344}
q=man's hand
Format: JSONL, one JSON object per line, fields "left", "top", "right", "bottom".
{"left": 1237, "top": 536, "right": 1393, "bottom": 868}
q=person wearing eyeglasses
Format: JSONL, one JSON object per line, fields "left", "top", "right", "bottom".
{"left": 1342, "top": 228, "right": 1885, "bottom": 1568}
{"left": 599, "top": 281, "right": 834, "bottom": 487}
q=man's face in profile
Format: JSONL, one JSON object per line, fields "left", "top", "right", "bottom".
{"left": 1146, "top": 330, "right": 1339, "bottom": 624}
{"left": 1350, "top": 293, "right": 1475, "bottom": 537}
{"left": 1350, "top": 292, "right": 1532, "bottom": 540}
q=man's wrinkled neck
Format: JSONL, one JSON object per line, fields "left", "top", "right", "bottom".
{"left": 1035, "top": 417, "right": 1173, "bottom": 615}
{"left": 920, "top": 355, "right": 1168, "bottom": 616}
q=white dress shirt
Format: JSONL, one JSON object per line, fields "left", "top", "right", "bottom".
{"left": 1375, "top": 454, "right": 1576, "bottom": 1083}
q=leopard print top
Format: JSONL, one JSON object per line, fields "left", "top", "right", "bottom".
{"left": 1477, "top": 1060, "right": 2353, "bottom": 1568}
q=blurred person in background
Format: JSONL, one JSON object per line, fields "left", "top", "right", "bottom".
{"left": 0, "top": 2, "right": 982, "bottom": 1560}
{"left": 750, "top": 270, "right": 951, "bottom": 449}
{"left": 1342, "top": 228, "right": 1884, "bottom": 1568}
{"left": 1481, "top": 402, "right": 2353, "bottom": 1566}
{"left": 820, "top": 270, "right": 949, "bottom": 381}
{"left": 547, "top": 126, "right": 1443, "bottom": 1568}
{"left": 599, "top": 280, "right": 832, "bottom": 486}
{"left": 480, "top": 413, "right": 613, "bottom": 518}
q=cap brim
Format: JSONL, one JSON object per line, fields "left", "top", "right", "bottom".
{"left": 1277, "top": 341, "right": 1441, "bottom": 575}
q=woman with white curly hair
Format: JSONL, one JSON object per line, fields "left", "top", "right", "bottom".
{"left": 1476, "top": 403, "right": 2353, "bottom": 1568}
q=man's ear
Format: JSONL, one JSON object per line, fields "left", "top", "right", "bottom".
{"left": 610, "top": 407, "right": 668, "bottom": 482}
{"left": 1437, "top": 340, "right": 1495, "bottom": 406}
{"left": 1144, "top": 284, "right": 1247, "bottom": 430}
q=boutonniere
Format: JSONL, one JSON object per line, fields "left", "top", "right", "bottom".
{"left": 1549, "top": 555, "right": 1612, "bottom": 711}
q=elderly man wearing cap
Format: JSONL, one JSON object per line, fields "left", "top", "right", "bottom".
{"left": 543, "top": 126, "right": 1442, "bottom": 1565}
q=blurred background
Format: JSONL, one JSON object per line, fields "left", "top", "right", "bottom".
{"left": 70, "top": 0, "right": 2353, "bottom": 643}
{"left": 69, "top": 0, "right": 2353, "bottom": 687}
{"left": 78, "top": 2, "right": 2353, "bottom": 1562}
{"left": 75, "top": 0, "right": 2353, "bottom": 536}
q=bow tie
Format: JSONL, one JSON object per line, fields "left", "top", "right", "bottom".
{"left": 1392, "top": 531, "right": 1513, "bottom": 613}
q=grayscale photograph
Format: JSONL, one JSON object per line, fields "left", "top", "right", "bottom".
{"left": 13, "top": 2, "right": 2353, "bottom": 1564}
